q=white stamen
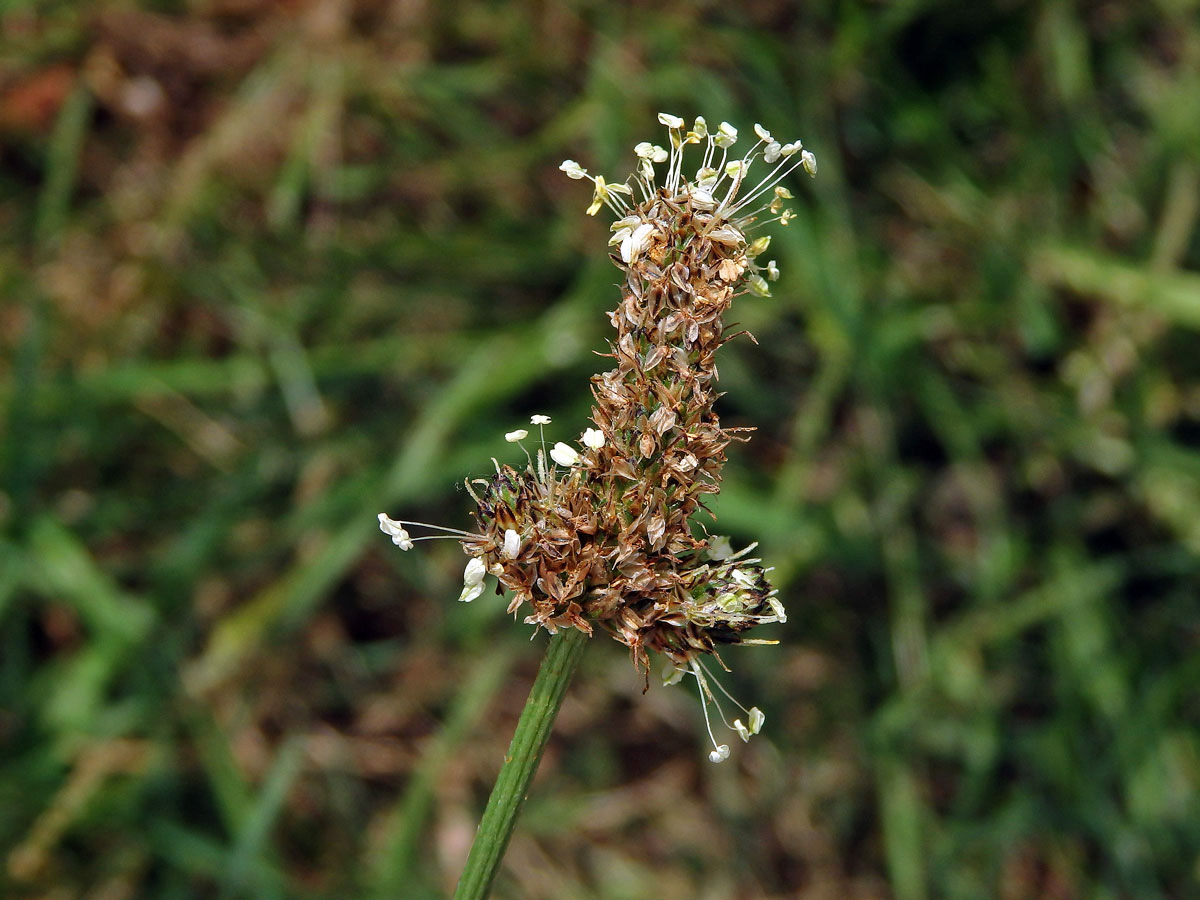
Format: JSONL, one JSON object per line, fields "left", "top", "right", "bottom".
{"left": 378, "top": 513, "right": 482, "bottom": 539}
{"left": 581, "top": 427, "right": 606, "bottom": 449}
{"left": 377, "top": 513, "right": 414, "bottom": 550}
{"left": 707, "top": 535, "right": 734, "bottom": 559}
{"left": 458, "top": 557, "right": 487, "bottom": 603}
{"left": 502, "top": 528, "right": 521, "bottom": 559}
{"left": 550, "top": 442, "right": 580, "bottom": 467}
{"left": 692, "top": 661, "right": 730, "bottom": 762}
{"left": 768, "top": 597, "right": 788, "bottom": 623}
{"left": 558, "top": 159, "right": 587, "bottom": 179}
{"left": 619, "top": 222, "right": 656, "bottom": 264}
{"left": 662, "top": 662, "right": 686, "bottom": 686}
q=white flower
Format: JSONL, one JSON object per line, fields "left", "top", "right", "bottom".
{"left": 708, "top": 744, "right": 731, "bottom": 763}
{"left": 708, "top": 225, "right": 745, "bottom": 246}
{"left": 707, "top": 535, "right": 734, "bottom": 559}
{"left": 753, "top": 123, "right": 772, "bottom": 142}
{"left": 377, "top": 513, "right": 414, "bottom": 551}
{"left": 550, "top": 442, "right": 580, "bottom": 466}
{"left": 458, "top": 582, "right": 484, "bottom": 603}
{"left": 464, "top": 556, "right": 486, "bottom": 582}
{"left": 687, "top": 187, "right": 716, "bottom": 210}
{"left": 657, "top": 112, "right": 685, "bottom": 128}
{"left": 747, "top": 235, "right": 771, "bottom": 257}
{"left": 731, "top": 710, "right": 765, "bottom": 742}
{"left": 619, "top": 222, "right": 656, "bottom": 264}
{"left": 530, "top": 414, "right": 552, "bottom": 425}
{"left": 581, "top": 427, "right": 606, "bottom": 449}
{"left": 691, "top": 116, "right": 708, "bottom": 138}
{"left": 609, "top": 216, "right": 639, "bottom": 246}
{"left": 502, "top": 528, "right": 521, "bottom": 559}
{"left": 505, "top": 429, "right": 528, "bottom": 442}
{"left": 714, "top": 121, "right": 738, "bottom": 148}
{"left": 801, "top": 149, "right": 817, "bottom": 176}
{"left": 779, "top": 141, "right": 801, "bottom": 157}
{"left": 746, "top": 274, "right": 771, "bottom": 297}
{"left": 458, "top": 557, "right": 487, "bottom": 603}
{"left": 768, "top": 597, "right": 788, "bottom": 624}
{"left": 731, "top": 568, "right": 756, "bottom": 587}
{"left": 724, "top": 159, "right": 747, "bottom": 179}
{"left": 634, "top": 142, "right": 668, "bottom": 165}
{"left": 763, "top": 141, "right": 782, "bottom": 164}
{"left": 766, "top": 260, "right": 780, "bottom": 281}
{"left": 559, "top": 159, "right": 587, "bottom": 179}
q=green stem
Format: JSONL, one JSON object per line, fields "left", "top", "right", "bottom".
{"left": 452, "top": 626, "right": 589, "bottom": 900}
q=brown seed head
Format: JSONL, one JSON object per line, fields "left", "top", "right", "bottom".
{"left": 462, "top": 117, "right": 814, "bottom": 672}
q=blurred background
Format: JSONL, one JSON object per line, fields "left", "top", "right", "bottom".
{"left": 2, "top": 1, "right": 1199, "bottom": 898}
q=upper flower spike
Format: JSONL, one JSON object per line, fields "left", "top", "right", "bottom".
{"left": 559, "top": 115, "right": 815, "bottom": 295}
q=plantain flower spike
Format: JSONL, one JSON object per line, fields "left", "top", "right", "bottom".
{"left": 382, "top": 115, "right": 814, "bottom": 762}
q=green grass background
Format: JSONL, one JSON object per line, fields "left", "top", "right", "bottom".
{"left": 2, "top": 1, "right": 1199, "bottom": 898}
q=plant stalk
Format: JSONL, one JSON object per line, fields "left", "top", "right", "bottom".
{"left": 452, "top": 626, "right": 589, "bottom": 900}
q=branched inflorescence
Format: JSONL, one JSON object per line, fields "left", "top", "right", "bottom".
{"left": 380, "top": 114, "right": 815, "bottom": 761}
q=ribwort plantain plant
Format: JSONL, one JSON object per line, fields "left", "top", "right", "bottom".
{"left": 380, "top": 113, "right": 816, "bottom": 898}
